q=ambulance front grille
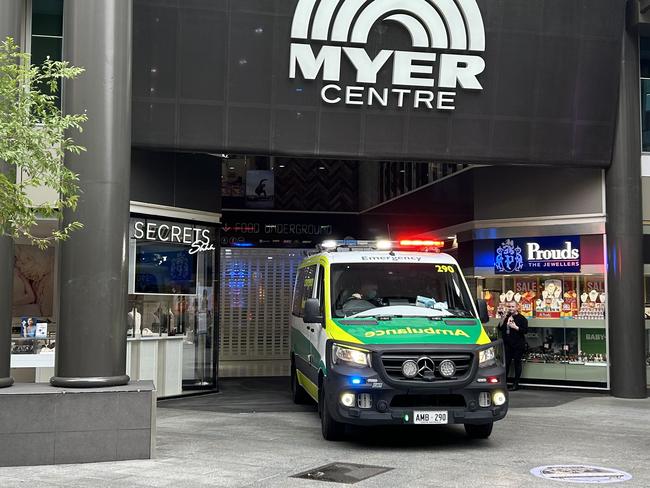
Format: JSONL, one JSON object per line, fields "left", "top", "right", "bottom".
{"left": 380, "top": 352, "right": 473, "bottom": 382}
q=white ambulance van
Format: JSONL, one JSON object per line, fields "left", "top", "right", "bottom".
{"left": 290, "top": 240, "right": 507, "bottom": 440}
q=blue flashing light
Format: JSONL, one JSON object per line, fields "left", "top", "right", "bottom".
{"left": 351, "top": 378, "right": 362, "bottom": 385}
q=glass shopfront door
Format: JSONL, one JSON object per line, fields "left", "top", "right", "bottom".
{"left": 127, "top": 216, "right": 218, "bottom": 394}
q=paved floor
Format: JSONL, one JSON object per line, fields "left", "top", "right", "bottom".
{"left": 0, "top": 379, "right": 648, "bottom": 487}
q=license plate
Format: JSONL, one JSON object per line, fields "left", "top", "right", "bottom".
{"left": 413, "top": 411, "right": 448, "bottom": 424}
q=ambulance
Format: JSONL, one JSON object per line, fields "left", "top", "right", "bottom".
{"left": 289, "top": 239, "right": 507, "bottom": 440}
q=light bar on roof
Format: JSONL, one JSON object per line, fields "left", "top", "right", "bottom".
{"left": 318, "top": 239, "right": 443, "bottom": 252}
{"left": 399, "top": 239, "right": 445, "bottom": 248}
{"left": 376, "top": 240, "right": 392, "bottom": 250}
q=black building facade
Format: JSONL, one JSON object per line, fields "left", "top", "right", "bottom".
{"left": 1, "top": 0, "right": 647, "bottom": 399}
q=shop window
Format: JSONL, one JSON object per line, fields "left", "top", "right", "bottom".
{"left": 32, "top": 0, "right": 63, "bottom": 37}
{"left": 31, "top": 0, "right": 64, "bottom": 108}
{"left": 474, "top": 272, "right": 607, "bottom": 384}
{"left": 644, "top": 275, "right": 650, "bottom": 387}
{"left": 641, "top": 37, "right": 650, "bottom": 78}
{"left": 127, "top": 217, "right": 217, "bottom": 393}
{"left": 10, "top": 244, "right": 57, "bottom": 374}
{"left": 641, "top": 79, "right": 650, "bottom": 152}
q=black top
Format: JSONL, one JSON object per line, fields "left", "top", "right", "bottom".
{"left": 499, "top": 312, "right": 529, "bottom": 348}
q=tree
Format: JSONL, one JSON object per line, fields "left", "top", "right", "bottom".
{"left": 0, "top": 37, "right": 87, "bottom": 249}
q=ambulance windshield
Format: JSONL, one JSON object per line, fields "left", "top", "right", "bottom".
{"left": 330, "top": 263, "right": 475, "bottom": 319}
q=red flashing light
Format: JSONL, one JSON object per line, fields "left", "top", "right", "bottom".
{"left": 399, "top": 239, "right": 445, "bottom": 248}
{"left": 487, "top": 376, "right": 499, "bottom": 384}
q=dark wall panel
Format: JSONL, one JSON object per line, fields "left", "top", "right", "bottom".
{"left": 131, "top": 150, "right": 221, "bottom": 213}
{"left": 132, "top": 0, "right": 625, "bottom": 168}
{"left": 473, "top": 166, "right": 603, "bottom": 220}
{"left": 274, "top": 159, "right": 358, "bottom": 212}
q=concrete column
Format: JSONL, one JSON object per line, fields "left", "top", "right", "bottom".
{"left": 51, "top": 0, "right": 132, "bottom": 387}
{"left": 606, "top": 15, "right": 648, "bottom": 398}
{"left": 0, "top": 0, "right": 24, "bottom": 388}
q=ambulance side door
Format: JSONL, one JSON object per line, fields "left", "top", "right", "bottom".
{"left": 311, "top": 264, "right": 328, "bottom": 371}
{"left": 292, "top": 265, "right": 317, "bottom": 375}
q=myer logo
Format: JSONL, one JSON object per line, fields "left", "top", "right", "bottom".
{"left": 289, "top": 0, "right": 486, "bottom": 111}
{"left": 526, "top": 242, "right": 580, "bottom": 261}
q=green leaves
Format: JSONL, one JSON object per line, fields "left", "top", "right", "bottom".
{"left": 0, "top": 37, "right": 87, "bottom": 249}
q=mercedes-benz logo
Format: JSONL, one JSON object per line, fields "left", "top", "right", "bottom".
{"left": 416, "top": 356, "right": 435, "bottom": 377}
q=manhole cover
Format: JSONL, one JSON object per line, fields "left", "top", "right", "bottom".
{"left": 291, "top": 462, "right": 393, "bottom": 484}
{"left": 530, "top": 465, "right": 632, "bottom": 484}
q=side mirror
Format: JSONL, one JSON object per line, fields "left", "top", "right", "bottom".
{"left": 304, "top": 298, "right": 324, "bottom": 325}
{"left": 476, "top": 299, "right": 490, "bottom": 324}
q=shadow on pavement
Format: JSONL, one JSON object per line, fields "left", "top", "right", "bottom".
{"left": 159, "top": 377, "right": 601, "bottom": 414}
{"left": 158, "top": 377, "right": 317, "bottom": 413}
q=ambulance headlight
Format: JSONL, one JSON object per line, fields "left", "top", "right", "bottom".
{"left": 479, "top": 347, "right": 496, "bottom": 368}
{"left": 493, "top": 390, "right": 507, "bottom": 406}
{"left": 340, "top": 392, "right": 356, "bottom": 407}
{"left": 332, "top": 344, "right": 371, "bottom": 368}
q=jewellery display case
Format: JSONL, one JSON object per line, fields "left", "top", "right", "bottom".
{"left": 474, "top": 274, "right": 607, "bottom": 384}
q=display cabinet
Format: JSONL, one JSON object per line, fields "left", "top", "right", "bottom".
{"left": 475, "top": 273, "right": 607, "bottom": 384}
{"left": 10, "top": 321, "right": 57, "bottom": 382}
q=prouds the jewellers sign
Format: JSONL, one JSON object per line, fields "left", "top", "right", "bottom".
{"left": 494, "top": 236, "right": 581, "bottom": 274}
{"left": 134, "top": 222, "right": 215, "bottom": 255}
{"left": 289, "top": 0, "right": 486, "bottom": 111}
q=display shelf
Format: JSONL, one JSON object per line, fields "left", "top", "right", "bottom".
{"left": 11, "top": 337, "right": 55, "bottom": 341}
{"left": 521, "top": 361, "right": 607, "bottom": 382}
{"left": 127, "top": 335, "right": 186, "bottom": 341}
{"left": 10, "top": 354, "right": 55, "bottom": 368}
{"left": 126, "top": 334, "right": 183, "bottom": 398}
{"left": 487, "top": 318, "right": 606, "bottom": 329}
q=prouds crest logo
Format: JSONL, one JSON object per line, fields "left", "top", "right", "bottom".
{"left": 495, "top": 239, "right": 523, "bottom": 273}
{"left": 289, "top": 0, "right": 486, "bottom": 111}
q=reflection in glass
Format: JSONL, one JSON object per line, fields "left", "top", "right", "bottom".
{"left": 642, "top": 79, "right": 650, "bottom": 152}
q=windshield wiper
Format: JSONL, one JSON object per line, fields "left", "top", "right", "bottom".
{"left": 444, "top": 308, "right": 474, "bottom": 318}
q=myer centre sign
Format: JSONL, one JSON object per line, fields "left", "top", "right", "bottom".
{"left": 289, "top": 0, "right": 486, "bottom": 110}
{"left": 494, "top": 236, "right": 581, "bottom": 274}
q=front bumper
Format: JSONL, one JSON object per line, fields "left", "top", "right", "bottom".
{"left": 323, "top": 341, "right": 508, "bottom": 426}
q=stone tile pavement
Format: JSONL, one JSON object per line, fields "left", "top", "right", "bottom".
{"left": 0, "top": 380, "right": 648, "bottom": 487}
